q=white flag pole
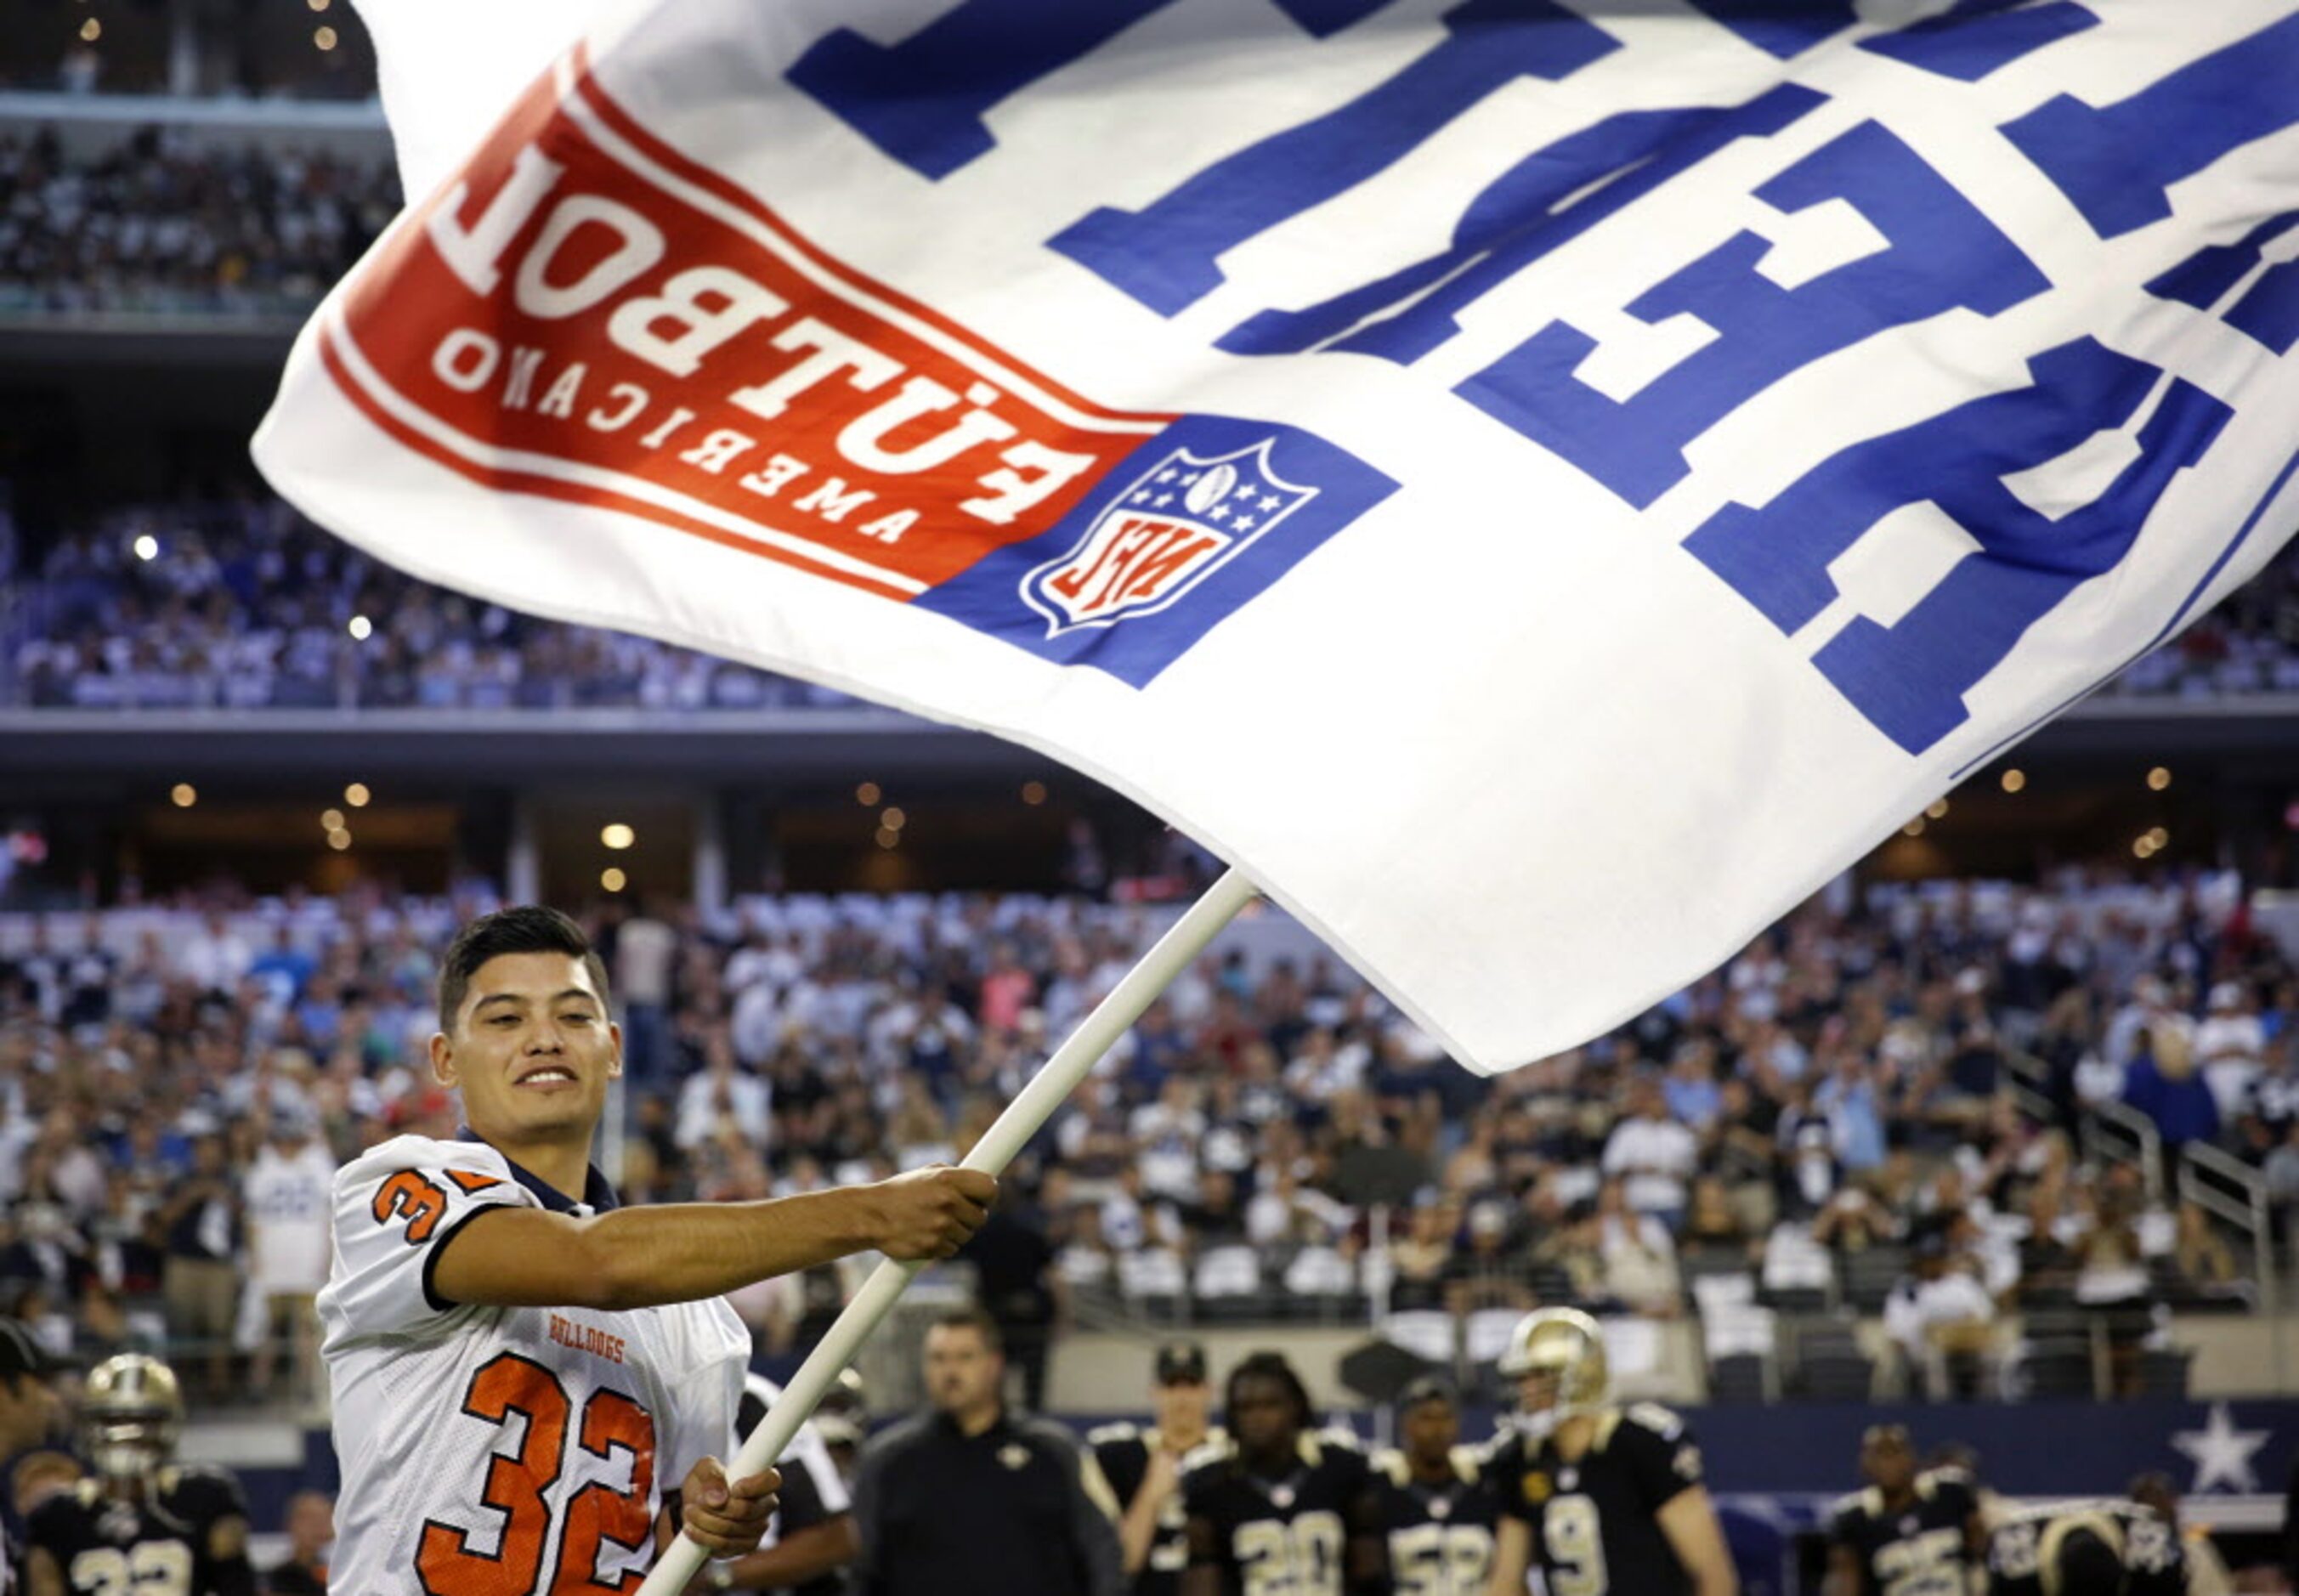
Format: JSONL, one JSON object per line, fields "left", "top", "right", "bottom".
{"left": 637, "top": 865, "right": 1260, "bottom": 1596}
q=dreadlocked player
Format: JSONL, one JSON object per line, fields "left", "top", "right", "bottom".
{"left": 23, "top": 1354, "right": 255, "bottom": 1596}
{"left": 1481, "top": 1309, "right": 1736, "bottom": 1596}
{"left": 1181, "top": 1353, "right": 1380, "bottom": 1596}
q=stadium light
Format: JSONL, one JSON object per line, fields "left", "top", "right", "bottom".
{"left": 344, "top": 783, "right": 371, "bottom": 807}
{"left": 2001, "top": 768, "right": 2025, "bottom": 794}
{"left": 326, "top": 828, "right": 352, "bottom": 852}
{"left": 314, "top": 25, "right": 338, "bottom": 49}
{"left": 170, "top": 784, "right": 196, "bottom": 808}
{"left": 1926, "top": 799, "right": 1948, "bottom": 820}
{"left": 347, "top": 614, "right": 372, "bottom": 641}
{"left": 875, "top": 827, "right": 900, "bottom": 850}
{"left": 600, "top": 867, "right": 627, "bottom": 892}
{"left": 601, "top": 823, "right": 636, "bottom": 851}
{"left": 78, "top": 18, "right": 99, "bottom": 42}
{"left": 855, "top": 781, "right": 881, "bottom": 806}
{"left": 132, "top": 535, "right": 157, "bottom": 562}
{"left": 1901, "top": 818, "right": 1924, "bottom": 837}
{"left": 881, "top": 807, "right": 906, "bottom": 830}
{"left": 1021, "top": 781, "right": 1048, "bottom": 806}
{"left": 2147, "top": 766, "right": 2172, "bottom": 790}
{"left": 321, "top": 809, "right": 345, "bottom": 831}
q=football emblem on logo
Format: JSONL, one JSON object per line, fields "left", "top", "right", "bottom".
{"left": 1021, "top": 438, "right": 1315, "bottom": 637}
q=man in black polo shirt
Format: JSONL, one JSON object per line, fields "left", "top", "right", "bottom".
{"left": 852, "top": 1307, "right": 1124, "bottom": 1596}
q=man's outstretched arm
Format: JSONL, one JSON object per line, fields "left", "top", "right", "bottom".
{"left": 433, "top": 1166, "right": 995, "bottom": 1310}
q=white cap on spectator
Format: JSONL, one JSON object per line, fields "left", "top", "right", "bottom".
{"left": 2207, "top": 981, "right": 2245, "bottom": 1011}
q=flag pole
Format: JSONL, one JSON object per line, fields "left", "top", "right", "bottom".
{"left": 637, "top": 865, "right": 1260, "bottom": 1596}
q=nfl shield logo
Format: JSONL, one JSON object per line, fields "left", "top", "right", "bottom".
{"left": 1021, "top": 439, "right": 1315, "bottom": 637}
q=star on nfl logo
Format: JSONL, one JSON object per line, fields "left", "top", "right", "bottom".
{"left": 1021, "top": 439, "right": 1315, "bottom": 637}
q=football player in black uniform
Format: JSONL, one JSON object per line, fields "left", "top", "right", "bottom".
{"left": 1826, "top": 1425, "right": 1985, "bottom": 1596}
{"left": 702, "top": 1372, "right": 861, "bottom": 1594}
{"left": 23, "top": 1354, "right": 255, "bottom": 1596}
{"left": 1366, "top": 1380, "right": 1499, "bottom": 1596}
{"left": 1986, "top": 1500, "right": 2183, "bottom": 1596}
{"left": 1181, "top": 1352, "right": 1379, "bottom": 1596}
{"left": 1092, "top": 1342, "right": 1222, "bottom": 1596}
{"left": 1481, "top": 1308, "right": 1736, "bottom": 1596}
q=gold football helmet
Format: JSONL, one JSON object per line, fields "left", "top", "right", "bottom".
{"left": 1497, "top": 1308, "right": 1609, "bottom": 1418}
{"left": 82, "top": 1353, "right": 182, "bottom": 1480}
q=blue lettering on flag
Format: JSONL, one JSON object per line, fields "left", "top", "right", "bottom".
{"left": 1857, "top": 0, "right": 2099, "bottom": 83}
{"left": 2000, "top": 14, "right": 2299, "bottom": 238}
{"left": 1220, "top": 88, "right": 1823, "bottom": 365}
{"left": 1049, "top": 0, "right": 1617, "bottom": 317}
{"left": 1682, "top": 0, "right": 1857, "bottom": 59}
{"left": 1456, "top": 120, "right": 2051, "bottom": 508}
{"left": 915, "top": 416, "right": 1397, "bottom": 688}
{"left": 1685, "top": 337, "right": 2234, "bottom": 756}
{"left": 2146, "top": 212, "right": 2299, "bottom": 356}
{"left": 786, "top": 0, "right": 1401, "bottom": 182}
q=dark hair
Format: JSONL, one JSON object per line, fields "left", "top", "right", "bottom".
{"left": 2052, "top": 1526, "right": 2126, "bottom": 1594}
{"left": 1396, "top": 1377, "right": 1456, "bottom": 1416}
{"left": 438, "top": 907, "right": 612, "bottom": 1033}
{"left": 1226, "top": 1351, "right": 1313, "bottom": 1431}
{"left": 930, "top": 1306, "right": 1004, "bottom": 1355}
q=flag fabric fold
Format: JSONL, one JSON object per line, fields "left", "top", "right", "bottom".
{"left": 258, "top": 0, "right": 2299, "bottom": 1072}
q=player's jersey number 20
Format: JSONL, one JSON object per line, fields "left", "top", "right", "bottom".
{"left": 1234, "top": 1511, "right": 1344, "bottom": 1596}
{"left": 418, "top": 1351, "right": 657, "bottom": 1596}
{"left": 65, "top": 1543, "right": 193, "bottom": 1596}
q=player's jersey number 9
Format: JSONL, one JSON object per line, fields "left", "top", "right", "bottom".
{"left": 1234, "top": 1511, "right": 1344, "bottom": 1596}
{"left": 418, "top": 1351, "right": 657, "bottom": 1596}
{"left": 1542, "top": 1496, "right": 1606, "bottom": 1596}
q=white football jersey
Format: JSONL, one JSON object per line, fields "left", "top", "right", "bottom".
{"left": 319, "top": 1134, "right": 749, "bottom": 1594}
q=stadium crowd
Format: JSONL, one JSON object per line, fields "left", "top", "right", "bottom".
{"left": 11, "top": 499, "right": 2299, "bottom": 712}
{"left": 5, "top": 500, "right": 846, "bottom": 712}
{"left": 0, "top": 127, "right": 399, "bottom": 317}
{"left": 0, "top": 864, "right": 2294, "bottom": 1410}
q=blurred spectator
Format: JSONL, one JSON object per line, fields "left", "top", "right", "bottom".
{"left": 1594, "top": 1178, "right": 1681, "bottom": 1318}
{"left": 2171, "top": 1202, "right": 2240, "bottom": 1296}
{"left": 158, "top": 1133, "right": 240, "bottom": 1403}
{"left": 1884, "top": 1230, "right": 1996, "bottom": 1400}
{"left": 2195, "top": 982, "right": 2266, "bottom": 1122}
{"left": 241, "top": 1106, "right": 332, "bottom": 1404}
{"left": 1600, "top": 1078, "right": 1697, "bottom": 1226}
{"left": 963, "top": 1183, "right": 1060, "bottom": 1412}
{"left": 2125, "top": 1023, "right": 2221, "bottom": 1150}
{"left": 265, "top": 1489, "right": 335, "bottom": 1595}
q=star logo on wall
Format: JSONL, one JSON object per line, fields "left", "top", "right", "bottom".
{"left": 2170, "top": 1403, "right": 2271, "bottom": 1494}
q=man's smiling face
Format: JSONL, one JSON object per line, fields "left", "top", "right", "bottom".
{"left": 433, "top": 951, "right": 622, "bottom": 1141}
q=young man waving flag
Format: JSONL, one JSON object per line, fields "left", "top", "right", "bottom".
{"left": 319, "top": 907, "right": 994, "bottom": 1593}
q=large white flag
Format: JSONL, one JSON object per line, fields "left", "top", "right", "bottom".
{"left": 256, "top": 0, "right": 2299, "bottom": 1072}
